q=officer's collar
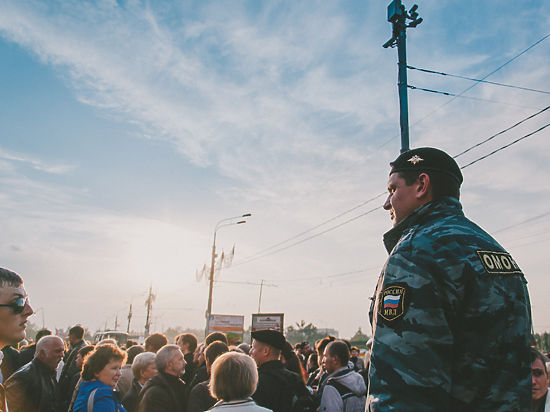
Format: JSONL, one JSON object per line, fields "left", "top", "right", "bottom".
{"left": 383, "top": 197, "right": 462, "bottom": 253}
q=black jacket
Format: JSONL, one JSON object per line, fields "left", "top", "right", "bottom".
{"left": 137, "top": 372, "right": 187, "bottom": 412}
{"left": 252, "top": 360, "right": 307, "bottom": 412}
{"left": 187, "top": 380, "right": 215, "bottom": 412}
{"left": 4, "top": 358, "right": 57, "bottom": 412}
{"left": 122, "top": 379, "right": 142, "bottom": 412}
{"left": 57, "top": 340, "right": 86, "bottom": 411}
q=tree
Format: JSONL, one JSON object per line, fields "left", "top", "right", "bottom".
{"left": 286, "top": 320, "right": 328, "bottom": 345}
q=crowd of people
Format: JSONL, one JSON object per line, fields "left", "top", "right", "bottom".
{"left": 1, "top": 146, "right": 547, "bottom": 411}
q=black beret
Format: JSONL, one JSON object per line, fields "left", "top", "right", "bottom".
{"left": 251, "top": 329, "right": 286, "bottom": 350}
{"left": 389, "top": 147, "right": 463, "bottom": 185}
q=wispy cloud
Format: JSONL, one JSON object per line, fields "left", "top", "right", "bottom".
{"left": 0, "top": 147, "right": 74, "bottom": 174}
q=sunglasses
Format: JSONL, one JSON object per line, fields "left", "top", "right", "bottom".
{"left": 0, "top": 297, "right": 29, "bottom": 314}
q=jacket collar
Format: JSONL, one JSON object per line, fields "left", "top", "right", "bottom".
{"left": 383, "top": 197, "right": 463, "bottom": 253}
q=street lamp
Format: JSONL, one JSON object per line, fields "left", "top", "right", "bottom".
{"left": 205, "top": 213, "right": 251, "bottom": 335}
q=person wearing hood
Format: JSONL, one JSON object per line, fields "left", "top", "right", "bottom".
{"left": 319, "top": 340, "right": 366, "bottom": 412}
{"left": 72, "top": 344, "right": 127, "bottom": 412}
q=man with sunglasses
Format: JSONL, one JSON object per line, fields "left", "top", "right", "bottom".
{"left": 0, "top": 268, "right": 33, "bottom": 411}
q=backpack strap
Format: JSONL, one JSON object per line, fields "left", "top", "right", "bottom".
{"left": 87, "top": 388, "right": 98, "bottom": 412}
{"left": 325, "top": 378, "right": 356, "bottom": 401}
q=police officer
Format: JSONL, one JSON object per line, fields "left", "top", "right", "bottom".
{"left": 250, "top": 329, "right": 308, "bottom": 412}
{"left": 368, "top": 148, "right": 532, "bottom": 411}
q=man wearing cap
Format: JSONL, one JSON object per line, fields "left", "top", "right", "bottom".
{"left": 367, "top": 147, "right": 532, "bottom": 411}
{"left": 250, "top": 329, "right": 308, "bottom": 412}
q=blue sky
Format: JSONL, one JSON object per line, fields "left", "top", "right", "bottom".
{"left": 0, "top": 0, "right": 549, "bottom": 338}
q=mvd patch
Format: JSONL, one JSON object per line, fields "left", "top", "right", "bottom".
{"left": 476, "top": 250, "right": 523, "bottom": 275}
{"left": 378, "top": 284, "right": 408, "bottom": 321}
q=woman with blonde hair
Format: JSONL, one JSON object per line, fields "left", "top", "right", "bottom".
{"left": 209, "top": 352, "right": 272, "bottom": 411}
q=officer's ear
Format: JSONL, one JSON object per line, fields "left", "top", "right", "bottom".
{"left": 416, "top": 173, "right": 431, "bottom": 200}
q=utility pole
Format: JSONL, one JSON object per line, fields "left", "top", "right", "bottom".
{"left": 258, "top": 280, "right": 264, "bottom": 313}
{"left": 383, "top": 0, "right": 422, "bottom": 153}
{"left": 114, "top": 315, "right": 119, "bottom": 331}
{"left": 127, "top": 303, "right": 133, "bottom": 334}
{"left": 144, "top": 284, "right": 155, "bottom": 336}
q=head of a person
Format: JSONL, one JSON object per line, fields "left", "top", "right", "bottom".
{"left": 175, "top": 333, "right": 198, "bottom": 355}
{"left": 307, "top": 352, "right": 318, "bottom": 372}
{"left": 35, "top": 328, "right": 52, "bottom": 343}
{"left": 68, "top": 325, "right": 85, "bottom": 346}
{"left": 155, "top": 344, "right": 186, "bottom": 377}
{"left": 315, "top": 335, "right": 336, "bottom": 364}
{"left": 35, "top": 335, "right": 65, "bottom": 371}
{"left": 132, "top": 351, "right": 158, "bottom": 384}
{"left": 96, "top": 338, "right": 117, "bottom": 347}
{"left": 144, "top": 333, "right": 168, "bottom": 353}
{"left": 210, "top": 352, "right": 259, "bottom": 402}
{"left": 350, "top": 346, "right": 360, "bottom": 358}
{"left": 205, "top": 332, "right": 228, "bottom": 346}
{"left": 76, "top": 345, "right": 94, "bottom": 370}
{"left": 125, "top": 339, "right": 138, "bottom": 349}
{"left": 384, "top": 147, "right": 463, "bottom": 227}
{"left": 126, "top": 345, "right": 145, "bottom": 365}
{"left": 237, "top": 342, "right": 250, "bottom": 355}
{"left": 322, "top": 340, "right": 350, "bottom": 374}
{"left": 531, "top": 347, "right": 548, "bottom": 402}
{"left": 205, "top": 341, "right": 229, "bottom": 373}
{"left": 0, "top": 268, "right": 33, "bottom": 348}
{"left": 249, "top": 330, "right": 285, "bottom": 367}
{"left": 82, "top": 344, "right": 127, "bottom": 388}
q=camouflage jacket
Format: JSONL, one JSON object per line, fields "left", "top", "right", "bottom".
{"left": 368, "top": 197, "right": 532, "bottom": 411}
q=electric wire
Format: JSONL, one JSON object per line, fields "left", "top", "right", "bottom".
{"left": 234, "top": 191, "right": 386, "bottom": 262}
{"left": 453, "top": 105, "right": 550, "bottom": 158}
{"left": 459, "top": 123, "right": 550, "bottom": 169}
{"left": 407, "top": 84, "right": 542, "bottom": 109}
{"left": 232, "top": 204, "right": 383, "bottom": 267}
{"left": 377, "top": 32, "right": 550, "bottom": 149}
{"left": 493, "top": 211, "right": 550, "bottom": 235}
{"left": 407, "top": 65, "right": 550, "bottom": 95}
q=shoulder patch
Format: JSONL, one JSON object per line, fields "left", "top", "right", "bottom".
{"left": 476, "top": 250, "right": 522, "bottom": 275}
{"left": 378, "top": 284, "right": 408, "bottom": 321}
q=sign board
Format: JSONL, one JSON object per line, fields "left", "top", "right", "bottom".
{"left": 251, "top": 313, "right": 284, "bottom": 333}
{"left": 208, "top": 314, "right": 244, "bottom": 345}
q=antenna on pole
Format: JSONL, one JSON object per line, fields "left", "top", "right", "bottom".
{"left": 127, "top": 303, "right": 133, "bottom": 334}
{"left": 383, "top": 0, "right": 422, "bottom": 153}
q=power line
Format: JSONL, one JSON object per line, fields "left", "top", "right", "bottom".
{"left": 234, "top": 192, "right": 386, "bottom": 263}
{"left": 407, "top": 65, "right": 550, "bottom": 95}
{"left": 454, "top": 105, "right": 550, "bottom": 158}
{"left": 233, "top": 205, "right": 383, "bottom": 266}
{"left": 407, "top": 84, "right": 542, "bottom": 109}
{"left": 493, "top": 211, "right": 550, "bottom": 235}
{"left": 378, "top": 32, "right": 550, "bottom": 149}
{"left": 460, "top": 123, "right": 550, "bottom": 169}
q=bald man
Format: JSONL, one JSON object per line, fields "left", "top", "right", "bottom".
{"left": 5, "top": 335, "right": 64, "bottom": 412}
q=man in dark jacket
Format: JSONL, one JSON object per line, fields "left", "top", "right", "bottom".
{"left": 250, "top": 329, "right": 309, "bottom": 412}
{"left": 5, "top": 335, "right": 64, "bottom": 412}
{"left": 18, "top": 328, "right": 52, "bottom": 366}
{"left": 57, "top": 325, "right": 87, "bottom": 411}
{"left": 138, "top": 344, "right": 187, "bottom": 412}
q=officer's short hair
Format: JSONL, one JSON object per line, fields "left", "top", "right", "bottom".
{"left": 132, "top": 351, "right": 156, "bottom": 380}
{"left": 326, "top": 340, "right": 350, "bottom": 366}
{"left": 0, "top": 268, "right": 22, "bottom": 288}
{"left": 69, "top": 325, "right": 84, "bottom": 339}
{"left": 210, "top": 352, "right": 258, "bottom": 401}
{"left": 155, "top": 344, "right": 181, "bottom": 372}
{"left": 35, "top": 329, "right": 52, "bottom": 342}
{"left": 399, "top": 170, "right": 460, "bottom": 200}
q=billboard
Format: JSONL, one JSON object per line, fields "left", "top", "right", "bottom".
{"left": 251, "top": 313, "right": 284, "bottom": 333}
{"left": 208, "top": 314, "right": 245, "bottom": 345}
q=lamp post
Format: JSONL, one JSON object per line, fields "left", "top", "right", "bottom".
{"left": 205, "top": 213, "right": 251, "bottom": 336}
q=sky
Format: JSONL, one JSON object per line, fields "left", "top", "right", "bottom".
{"left": 0, "top": 0, "right": 549, "bottom": 340}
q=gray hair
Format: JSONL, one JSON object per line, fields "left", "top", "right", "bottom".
{"left": 155, "top": 344, "right": 181, "bottom": 372}
{"left": 35, "top": 335, "right": 64, "bottom": 357}
{"left": 132, "top": 352, "right": 156, "bottom": 380}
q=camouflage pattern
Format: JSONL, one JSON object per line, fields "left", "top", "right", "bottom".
{"left": 367, "top": 197, "right": 532, "bottom": 411}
